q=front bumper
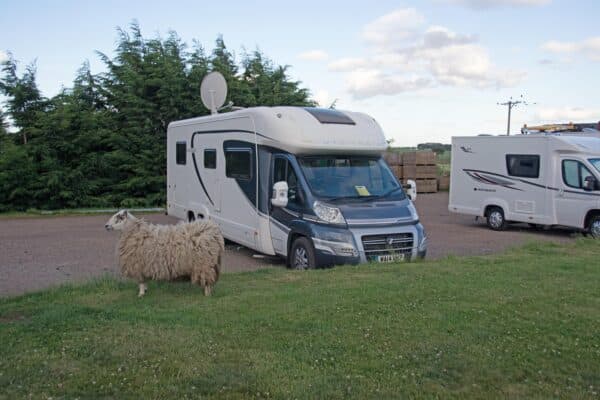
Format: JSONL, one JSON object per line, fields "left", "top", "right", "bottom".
{"left": 350, "top": 224, "right": 425, "bottom": 263}
{"left": 310, "top": 222, "right": 427, "bottom": 266}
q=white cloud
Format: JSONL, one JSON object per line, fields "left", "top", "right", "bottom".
{"left": 346, "top": 69, "right": 431, "bottom": 99}
{"left": 541, "top": 37, "right": 600, "bottom": 61}
{"left": 447, "top": 0, "right": 550, "bottom": 9}
{"left": 329, "top": 11, "right": 525, "bottom": 99}
{"left": 0, "top": 50, "right": 8, "bottom": 64}
{"left": 536, "top": 107, "right": 600, "bottom": 122}
{"left": 362, "top": 8, "right": 425, "bottom": 48}
{"left": 420, "top": 42, "right": 525, "bottom": 88}
{"left": 297, "top": 50, "right": 329, "bottom": 61}
{"left": 422, "top": 26, "right": 476, "bottom": 48}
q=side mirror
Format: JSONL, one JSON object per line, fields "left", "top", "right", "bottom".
{"left": 583, "top": 176, "right": 596, "bottom": 192}
{"left": 405, "top": 179, "right": 417, "bottom": 201}
{"left": 271, "top": 181, "right": 289, "bottom": 207}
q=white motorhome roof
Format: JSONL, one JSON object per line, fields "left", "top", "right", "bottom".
{"left": 556, "top": 135, "right": 600, "bottom": 154}
{"left": 168, "top": 106, "right": 388, "bottom": 155}
{"left": 452, "top": 134, "right": 600, "bottom": 155}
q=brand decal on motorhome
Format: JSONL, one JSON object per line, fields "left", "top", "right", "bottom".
{"left": 464, "top": 169, "right": 523, "bottom": 191}
{"left": 463, "top": 168, "right": 600, "bottom": 197}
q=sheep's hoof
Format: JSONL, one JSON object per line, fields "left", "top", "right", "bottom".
{"left": 138, "top": 283, "right": 147, "bottom": 297}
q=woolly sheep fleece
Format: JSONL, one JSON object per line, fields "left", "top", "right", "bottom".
{"left": 106, "top": 211, "right": 224, "bottom": 296}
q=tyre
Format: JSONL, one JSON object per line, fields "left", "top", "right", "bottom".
{"left": 188, "top": 212, "right": 196, "bottom": 222}
{"left": 289, "top": 237, "right": 316, "bottom": 270}
{"left": 588, "top": 215, "right": 600, "bottom": 239}
{"left": 486, "top": 207, "right": 507, "bottom": 231}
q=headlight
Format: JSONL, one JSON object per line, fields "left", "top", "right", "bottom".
{"left": 313, "top": 201, "right": 346, "bottom": 225}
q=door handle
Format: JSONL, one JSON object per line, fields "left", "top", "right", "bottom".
{"left": 558, "top": 189, "right": 564, "bottom": 197}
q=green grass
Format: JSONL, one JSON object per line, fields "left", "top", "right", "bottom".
{"left": 1, "top": 241, "right": 599, "bottom": 399}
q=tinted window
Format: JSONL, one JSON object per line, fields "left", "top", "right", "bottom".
{"left": 176, "top": 141, "right": 186, "bottom": 165}
{"left": 225, "top": 149, "right": 251, "bottom": 180}
{"left": 273, "top": 158, "right": 287, "bottom": 183}
{"left": 506, "top": 154, "right": 540, "bottom": 178}
{"left": 204, "top": 149, "right": 216, "bottom": 169}
{"left": 273, "top": 157, "right": 303, "bottom": 207}
{"left": 562, "top": 160, "right": 594, "bottom": 189}
{"left": 287, "top": 164, "right": 301, "bottom": 206}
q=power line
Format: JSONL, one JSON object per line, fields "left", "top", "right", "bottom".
{"left": 497, "top": 95, "right": 535, "bottom": 135}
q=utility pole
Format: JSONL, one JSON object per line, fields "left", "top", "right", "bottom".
{"left": 497, "top": 95, "right": 534, "bottom": 135}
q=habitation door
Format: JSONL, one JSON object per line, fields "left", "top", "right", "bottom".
{"left": 199, "top": 147, "right": 221, "bottom": 212}
{"left": 218, "top": 140, "right": 259, "bottom": 249}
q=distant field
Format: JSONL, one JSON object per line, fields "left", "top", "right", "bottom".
{"left": 1, "top": 240, "right": 598, "bottom": 399}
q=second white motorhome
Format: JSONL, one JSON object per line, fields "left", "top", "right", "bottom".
{"left": 449, "top": 134, "right": 600, "bottom": 236}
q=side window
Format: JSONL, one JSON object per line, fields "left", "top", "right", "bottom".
{"left": 562, "top": 160, "right": 594, "bottom": 189}
{"left": 204, "top": 149, "right": 216, "bottom": 169}
{"left": 286, "top": 164, "right": 302, "bottom": 206}
{"left": 176, "top": 141, "right": 186, "bottom": 165}
{"left": 225, "top": 149, "right": 251, "bottom": 180}
{"left": 273, "top": 158, "right": 287, "bottom": 183}
{"left": 506, "top": 154, "right": 540, "bottom": 178}
{"left": 273, "top": 157, "right": 303, "bottom": 207}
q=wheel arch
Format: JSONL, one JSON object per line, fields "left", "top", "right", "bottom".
{"left": 584, "top": 209, "right": 600, "bottom": 230}
{"left": 484, "top": 204, "right": 504, "bottom": 217}
{"left": 286, "top": 221, "right": 314, "bottom": 256}
{"left": 482, "top": 197, "right": 509, "bottom": 218}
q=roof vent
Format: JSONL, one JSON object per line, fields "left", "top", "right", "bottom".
{"left": 304, "top": 108, "right": 355, "bottom": 125}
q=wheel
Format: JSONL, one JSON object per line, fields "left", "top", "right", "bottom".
{"left": 486, "top": 207, "right": 507, "bottom": 231}
{"left": 289, "top": 237, "right": 316, "bottom": 270}
{"left": 188, "top": 212, "right": 196, "bottom": 222}
{"left": 588, "top": 215, "right": 600, "bottom": 238}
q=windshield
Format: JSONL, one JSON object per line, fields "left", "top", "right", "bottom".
{"left": 590, "top": 158, "right": 600, "bottom": 174}
{"left": 298, "top": 155, "right": 405, "bottom": 200}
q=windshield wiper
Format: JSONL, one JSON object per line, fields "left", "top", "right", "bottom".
{"left": 325, "top": 194, "right": 377, "bottom": 202}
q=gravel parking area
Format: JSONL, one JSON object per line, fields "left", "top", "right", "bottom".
{"left": 0, "top": 193, "right": 574, "bottom": 297}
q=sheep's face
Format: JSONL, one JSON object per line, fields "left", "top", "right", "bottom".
{"left": 105, "top": 210, "right": 131, "bottom": 231}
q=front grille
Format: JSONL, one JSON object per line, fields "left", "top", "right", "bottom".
{"left": 361, "top": 233, "right": 414, "bottom": 259}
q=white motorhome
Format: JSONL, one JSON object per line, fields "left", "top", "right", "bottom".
{"left": 167, "top": 106, "right": 427, "bottom": 268}
{"left": 449, "top": 134, "right": 600, "bottom": 236}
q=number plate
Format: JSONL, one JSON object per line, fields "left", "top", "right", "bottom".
{"left": 376, "top": 254, "right": 405, "bottom": 263}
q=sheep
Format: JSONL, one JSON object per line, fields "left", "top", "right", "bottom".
{"left": 104, "top": 210, "right": 224, "bottom": 297}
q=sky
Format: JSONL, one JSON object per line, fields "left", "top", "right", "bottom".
{"left": 1, "top": 0, "right": 599, "bottom": 146}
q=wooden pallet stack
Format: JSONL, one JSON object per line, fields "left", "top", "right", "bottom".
{"left": 383, "top": 152, "right": 403, "bottom": 180}
{"left": 384, "top": 150, "right": 438, "bottom": 193}
{"left": 402, "top": 151, "right": 438, "bottom": 193}
{"left": 437, "top": 175, "right": 450, "bottom": 191}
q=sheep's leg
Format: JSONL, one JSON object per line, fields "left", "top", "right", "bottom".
{"left": 138, "top": 282, "right": 147, "bottom": 297}
{"left": 192, "top": 271, "right": 211, "bottom": 296}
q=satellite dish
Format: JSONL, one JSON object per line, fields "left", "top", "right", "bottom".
{"left": 201, "top": 72, "right": 228, "bottom": 114}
